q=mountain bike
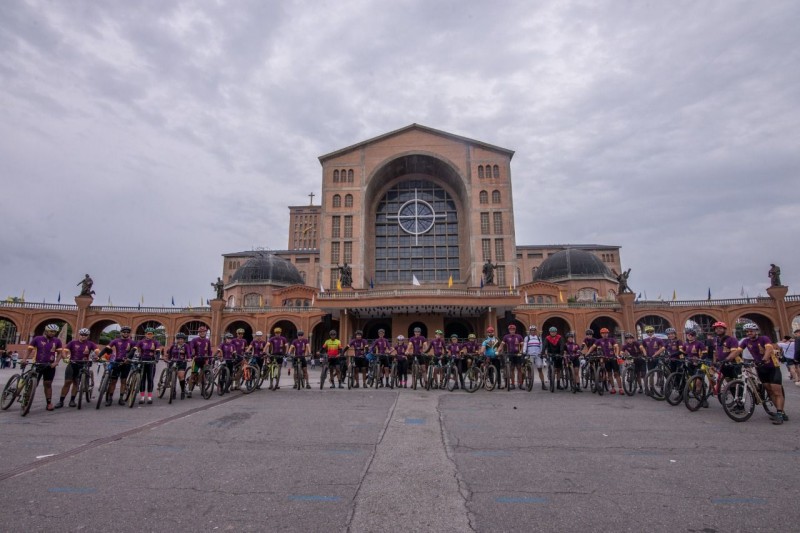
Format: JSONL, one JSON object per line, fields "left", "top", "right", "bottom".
{"left": 126, "top": 358, "right": 158, "bottom": 408}
{"left": 719, "top": 362, "right": 779, "bottom": 422}
{"left": 291, "top": 356, "right": 306, "bottom": 390}
{"left": 621, "top": 357, "right": 640, "bottom": 397}
{"left": 73, "top": 360, "right": 95, "bottom": 409}
{"left": 95, "top": 359, "right": 112, "bottom": 410}
{"left": 157, "top": 360, "right": 179, "bottom": 403}
{"left": 664, "top": 360, "right": 691, "bottom": 406}
{"left": 644, "top": 357, "right": 670, "bottom": 400}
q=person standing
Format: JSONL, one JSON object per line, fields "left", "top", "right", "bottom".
{"left": 56, "top": 328, "right": 99, "bottom": 408}
{"left": 523, "top": 325, "right": 546, "bottom": 390}
{"left": 12, "top": 351, "right": 19, "bottom": 369}
{"left": 499, "top": 324, "right": 524, "bottom": 390}
{"left": 134, "top": 327, "right": 161, "bottom": 404}
{"left": 22, "top": 324, "right": 63, "bottom": 411}
{"left": 288, "top": 330, "right": 311, "bottom": 389}
{"left": 107, "top": 326, "right": 136, "bottom": 405}
{"left": 370, "top": 329, "right": 391, "bottom": 387}
{"left": 267, "top": 327, "right": 288, "bottom": 390}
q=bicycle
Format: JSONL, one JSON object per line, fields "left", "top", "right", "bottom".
{"left": 683, "top": 358, "right": 717, "bottom": 412}
{"left": 386, "top": 355, "right": 398, "bottom": 390}
{"left": 719, "top": 362, "right": 779, "bottom": 422}
{"left": 644, "top": 357, "right": 670, "bottom": 400}
{"left": 95, "top": 359, "right": 112, "bottom": 410}
{"left": 2, "top": 363, "right": 44, "bottom": 415}
{"left": 364, "top": 353, "right": 380, "bottom": 389}
{"left": 125, "top": 358, "right": 158, "bottom": 408}
{"left": 73, "top": 360, "right": 95, "bottom": 410}
{"left": 520, "top": 356, "right": 534, "bottom": 392}
{"left": 291, "top": 355, "right": 306, "bottom": 390}
{"left": 265, "top": 356, "right": 281, "bottom": 390}
{"left": 411, "top": 356, "right": 428, "bottom": 390}
{"left": 621, "top": 357, "right": 640, "bottom": 397}
{"left": 345, "top": 356, "right": 355, "bottom": 390}
{"left": 585, "top": 356, "right": 606, "bottom": 396}
{"left": 157, "top": 360, "right": 179, "bottom": 404}
{"left": 210, "top": 358, "right": 231, "bottom": 396}
{"left": 664, "top": 359, "right": 691, "bottom": 406}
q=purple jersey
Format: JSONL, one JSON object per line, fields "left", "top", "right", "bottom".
{"left": 109, "top": 337, "right": 136, "bottom": 362}
{"left": 268, "top": 335, "right": 287, "bottom": 356}
{"left": 622, "top": 341, "right": 642, "bottom": 358}
{"left": 136, "top": 339, "right": 161, "bottom": 361}
{"left": 582, "top": 337, "right": 596, "bottom": 351}
{"left": 231, "top": 337, "right": 248, "bottom": 356}
{"left": 682, "top": 340, "right": 706, "bottom": 359}
{"left": 665, "top": 338, "right": 683, "bottom": 358}
{"left": 594, "top": 338, "right": 617, "bottom": 358}
{"left": 166, "top": 342, "right": 191, "bottom": 361}
{"left": 642, "top": 336, "right": 664, "bottom": 358}
{"left": 250, "top": 339, "right": 267, "bottom": 356}
{"left": 712, "top": 335, "right": 739, "bottom": 361}
{"left": 565, "top": 341, "right": 581, "bottom": 357}
{"left": 502, "top": 333, "right": 524, "bottom": 354}
{"left": 393, "top": 342, "right": 408, "bottom": 359}
{"left": 65, "top": 339, "right": 97, "bottom": 362}
{"left": 348, "top": 338, "right": 369, "bottom": 357}
{"left": 740, "top": 335, "right": 777, "bottom": 367}
{"left": 290, "top": 338, "right": 309, "bottom": 356}
{"left": 30, "top": 335, "right": 62, "bottom": 364}
{"left": 190, "top": 336, "right": 212, "bottom": 358}
{"left": 447, "top": 341, "right": 462, "bottom": 357}
{"left": 428, "top": 338, "right": 446, "bottom": 357}
{"left": 218, "top": 341, "right": 236, "bottom": 360}
{"left": 408, "top": 335, "right": 427, "bottom": 355}
{"left": 371, "top": 337, "right": 391, "bottom": 355}
{"left": 461, "top": 340, "right": 481, "bottom": 354}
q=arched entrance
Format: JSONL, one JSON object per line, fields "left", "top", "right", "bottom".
{"left": 685, "top": 314, "right": 718, "bottom": 340}
{"left": 636, "top": 315, "right": 673, "bottom": 337}
{"left": 33, "top": 318, "right": 73, "bottom": 342}
{"left": 363, "top": 319, "right": 392, "bottom": 341}
{"left": 270, "top": 320, "right": 297, "bottom": 340}
{"left": 588, "top": 316, "right": 621, "bottom": 339}
{"left": 225, "top": 320, "right": 253, "bottom": 342}
{"left": 179, "top": 320, "right": 211, "bottom": 338}
{"left": 541, "top": 316, "right": 573, "bottom": 336}
{"left": 408, "top": 321, "right": 428, "bottom": 338}
{"left": 135, "top": 320, "right": 166, "bottom": 344}
{"left": 312, "top": 319, "right": 340, "bottom": 355}
{"left": 0, "top": 317, "right": 19, "bottom": 349}
{"left": 736, "top": 313, "right": 776, "bottom": 341}
{"left": 444, "top": 318, "right": 473, "bottom": 340}
{"left": 88, "top": 319, "right": 122, "bottom": 345}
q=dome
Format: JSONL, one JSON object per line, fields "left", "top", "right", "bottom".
{"left": 533, "top": 249, "right": 614, "bottom": 282}
{"left": 229, "top": 254, "right": 304, "bottom": 286}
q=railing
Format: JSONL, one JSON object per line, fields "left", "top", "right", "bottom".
{"left": 0, "top": 302, "right": 78, "bottom": 311}
{"left": 317, "top": 288, "right": 520, "bottom": 299}
{"left": 223, "top": 307, "right": 317, "bottom": 313}
{"left": 91, "top": 306, "right": 212, "bottom": 314}
{"left": 785, "top": 295, "right": 800, "bottom": 302}
{"left": 517, "top": 302, "right": 620, "bottom": 310}
{"left": 634, "top": 298, "right": 774, "bottom": 307}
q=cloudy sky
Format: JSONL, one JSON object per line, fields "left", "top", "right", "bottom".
{"left": 1, "top": 0, "right": 797, "bottom": 307}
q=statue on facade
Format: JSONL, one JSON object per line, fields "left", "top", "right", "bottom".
{"left": 482, "top": 260, "right": 496, "bottom": 285}
{"left": 77, "top": 274, "right": 95, "bottom": 296}
{"left": 613, "top": 268, "right": 633, "bottom": 294}
{"left": 338, "top": 263, "right": 352, "bottom": 288}
{"left": 768, "top": 264, "right": 782, "bottom": 287}
{"left": 211, "top": 277, "right": 225, "bottom": 300}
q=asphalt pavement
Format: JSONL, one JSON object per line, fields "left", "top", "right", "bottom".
{"left": 0, "top": 362, "right": 798, "bottom": 532}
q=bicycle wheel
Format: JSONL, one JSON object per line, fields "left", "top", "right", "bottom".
{"left": 760, "top": 385, "right": 778, "bottom": 417}
{"left": 646, "top": 369, "right": 665, "bottom": 401}
{"left": 622, "top": 367, "right": 637, "bottom": 397}
{"left": 411, "top": 361, "right": 420, "bottom": 390}
{"left": 201, "top": 369, "right": 214, "bottom": 399}
{"left": 20, "top": 376, "right": 36, "bottom": 417}
{"left": 77, "top": 372, "right": 87, "bottom": 410}
{"left": 504, "top": 362, "right": 512, "bottom": 391}
{"left": 319, "top": 365, "right": 328, "bottom": 390}
{"left": 218, "top": 367, "right": 230, "bottom": 395}
{"left": 445, "top": 366, "right": 459, "bottom": 391}
{"left": 168, "top": 368, "right": 177, "bottom": 404}
{"left": 242, "top": 365, "right": 258, "bottom": 394}
{"left": 96, "top": 370, "right": 110, "bottom": 410}
{"left": 346, "top": 362, "right": 354, "bottom": 390}
{"left": 86, "top": 370, "right": 94, "bottom": 403}
{"left": 1, "top": 374, "right": 21, "bottom": 410}
{"left": 425, "top": 365, "right": 434, "bottom": 391}
{"left": 548, "top": 364, "right": 554, "bottom": 393}
{"left": 389, "top": 362, "right": 397, "bottom": 389}
{"left": 580, "top": 364, "right": 590, "bottom": 389}
{"left": 127, "top": 373, "right": 141, "bottom": 408}
{"left": 485, "top": 365, "right": 497, "bottom": 391}
{"left": 524, "top": 365, "right": 534, "bottom": 392}
{"left": 720, "top": 380, "right": 755, "bottom": 422}
{"left": 683, "top": 375, "right": 706, "bottom": 412}
{"left": 664, "top": 372, "right": 686, "bottom": 406}
{"left": 594, "top": 365, "right": 605, "bottom": 396}
{"left": 464, "top": 366, "right": 481, "bottom": 393}
{"left": 157, "top": 367, "right": 169, "bottom": 398}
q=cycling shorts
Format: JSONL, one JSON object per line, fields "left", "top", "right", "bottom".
{"left": 67, "top": 361, "right": 88, "bottom": 381}
{"left": 328, "top": 357, "right": 340, "bottom": 369}
{"left": 110, "top": 362, "right": 131, "bottom": 380}
{"left": 292, "top": 357, "right": 307, "bottom": 368}
{"left": 508, "top": 355, "right": 522, "bottom": 366}
{"left": 192, "top": 357, "right": 208, "bottom": 373}
{"left": 36, "top": 364, "right": 56, "bottom": 382}
{"left": 270, "top": 355, "right": 285, "bottom": 365}
{"left": 604, "top": 358, "right": 620, "bottom": 374}
{"left": 174, "top": 361, "right": 188, "bottom": 371}
{"left": 354, "top": 356, "right": 368, "bottom": 369}
{"left": 550, "top": 355, "right": 564, "bottom": 369}
{"left": 757, "top": 366, "right": 782, "bottom": 385}
{"left": 378, "top": 355, "right": 390, "bottom": 366}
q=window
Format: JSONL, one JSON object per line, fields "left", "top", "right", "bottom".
{"left": 333, "top": 170, "right": 340, "bottom": 183}
{"left": 343, "top": 241, "right": 352, "bottom": 263}
{"left": 331, "top": 216, "right": 340, "bottom": 238}
{"left": 480, "top": 212, "right": 490, "bottom": 234}
{"left": 495, "top": 239, "right": 505, "bottom": 261}
{"left": 344, "top": 194, "right": 353, "bottom": 207}
{"left": 492, "top": 190, "right": 501, "bottom": 204}
{"left": 493, "top": 165, "right": 500, "bottom": 178}
{"left": 332, "top": 194, "right": 341, "bottom": 208}
{"left": 347, "top": 169, "right": 354, "bottom": 182}
{"left": 344, "top": 216, "right": 352, "bottom": 238}
{"left": 482, "top": 239, "right": 491, "bottom": 261}
{"left": 478, "top": 165, "right": 484, "bottom": 179}
{"left": 496, "top": 265, "right": 506, "bottom": 286}
{"left": 299, "top": 271, "right": 306, "bottom": 283}
{"left": 527, "top": 252, "right": 543, "bottom": 258}
{"left": 479, "top": 190, "right": 488, "bottom": 204}
{"left": 331, "top": 242, "right": 340, "bottom": 264}
{"left": 330, "top": 268, "right": 339, "bottom": 288}
{"left": 576, "top": 288, "right": 598, "bottom": 302}
{"left": 493, "top": 212, "right": 503, "bottom": 234}
{"left": 244, "top": 293, "right": 260, "bottom": 307}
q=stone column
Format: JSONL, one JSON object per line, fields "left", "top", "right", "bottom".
{"left": 339, "top": 309, "right": 350, "bottom": 342}
{"left": 766, "top": 285, "right": 790, "bottom": 337}
{"left": 210, "top": 299, "right": 225, "bottom": 345}
{"left": 75, "top": 295, "right": 93, "bottom": 330}
{"left": 617, "top": 292, "right": 636, "bottom": 335}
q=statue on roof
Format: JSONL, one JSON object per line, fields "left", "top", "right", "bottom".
{"left": 768, "top": 264, "right": 782, "bottom": 287}
{"left": 612, "top": 268, "right": 632, "bottom": 294}
{"left": 77, "top": 274, "right": 95, "bottom": 297}
{"left": 212, "top": 277, "right": 224, "bottom": 300}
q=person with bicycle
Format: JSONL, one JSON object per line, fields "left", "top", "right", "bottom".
{"left": 288, "top": 330, "right": 311, "bottom": 389}
{"left": 345, "top": 330, "right": 369, "bottom": 388}
{"left": 134, "top": 327, "right": 161, "bottom": 404}
{"left": 682, "top": 328, "right": 707, "bottom": 374}
{"left": 164, "top": 332, "right": 192, "bottom": 400}
{"left": 426, "top": 330, "right": 446, "bottom": 388}
{"left": 267, "top": 327, "right": 288, "bottom": 390}
{"left": 188, "top": 325, "right": 213, "bottom": 398}
{"left": 564, "top": 332, "right": 583, "bottom": 392}
{"left": 479, "top": 327, "right": 501, "bottom": 389}
{"left": 728, "top": 323, "right": 787, "bottom": 424}
{"left": 589, "top": 328, "right": 621, "bottom": 395}
{"left": 663, "top": 327, "right": 684, "bottom": 373}
{"left": 322, "top": 330, "right": 343, "bottom": 389}
{"left": 641, "top": 326, "right": 665, "bottom": 372}
{"left": 621, "top": 332, "right": 646, "bottom": 394}
{"left": 215, "top": 332, "right": 237, "bottom": 392}
{"left": 391, "top": 335, "right": 409, "bottom": 388}
{"left": 499, "top": 324, "right": 523, "bottom": 390}
{"left": 22, "top": 323, "right": 63, "bottom": 411}
{"left": 249, "top": 331, "right": 267, "bottom": 372}
{"left": 408, "top": 327, "right": 428, "bottom": 383}
{"left": 542, "top": 327, "right": 566, "bottom": 391}
{"left": 56, "top": 328, "right": 99, "bottom": 408}
{"left": 523, "top": 325, "right": 546, "bottom": 390}
{"left": 106, "top": 326, "right": 136, "bottom": 405}
{"left": 447, "top": 334, "right": 463, "bottom": 389}
{"left": 370, "top": 329, "right": 391, "bottom": 388}
{"left": 710, "top": 321, "right": 740, "bottom": 376}
{"left": 461, "top": 333, "right": 480, "bottom": 370}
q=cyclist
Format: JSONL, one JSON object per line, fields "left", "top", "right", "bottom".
{"left": 345, "top": 330, "right": 369, "bottom": 388}
{"left": 479, "top": 326, "right": 501, "bottom": 389}
{"left": 664, "top": 327, "right": 684, "bottom": 374}
{"left": 22, "top": 323, "right": 63, "bottom": 411}
{"left": 322, "top": 330, "right": 343, "bottom": 389}
{"left": 460, "top": 333, "right": 481, "bottom": 386}
{"left": 230, "top": 328, "right": 249, "bottom": 390}
{"left": 589, "top": 328, "right": 621, "bottom": 395}
{"left": 249, "top": 330, "right": 268, "bottom": 373}
{"left": 391, "top": 335, "right": 409, "bottom": 387}
{"left": 56, "top": 328, "right": 99, "bottom": 408}
{"left": 682, "top": 328, "right": 707, "bottom": 383}
{"left": 288, "top": 330, "right": 311, "bottom": 389}
{"left": 370, "top": 329, "right": 391, "bottom": 387}
{"left": 407, "top": 327, "right": 428, "bottom": 382}
{"left": 426, "top": 330, "right": 447, "bottom": 388}
{"left": 133, "top": 327, "right": 161, "bottom": 404}
{"left": 641, "top": 326, "right": 665, "bottom": 371}
{"left": 447, "top": 334, "right": 463, "bottom": 389}
{"left": 499, "top": 324, "right": 523, "bottom": 390}
{"left": 565, "top": 332, "right": 582, "bottom": 392}
{"left": 267, "top": 327, "right": 288, "bottom": 390}
{"left": 523, "top": 325, "right": 546, "bottom": 390}
{"left": 215, "top": 333, "right": 237, "bottom": 392}
{"left": 729, "top": 323, "right": 787, "bottom": 424}
{"left": 542, "top": 326, "right": 565, "bottom": 390}
{"left": 620, "top": 332, "right": 646, "bottom": 393}
{"left": 107, "top": 326, "right": 136, "bottom": 405}
{"left": 164, "top": 332, "right": 191, "bottom": 400}
{"left": 188, "top": 325, "right": 213, "bottom": 398}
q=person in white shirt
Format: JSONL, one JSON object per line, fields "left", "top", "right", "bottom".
{"left": 523, "top": 325, "right": 546, "bottom": 390}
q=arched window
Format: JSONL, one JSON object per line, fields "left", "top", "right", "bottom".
{"left": 344, "top": 194, "right": 353, "bottom": 207}
{"left": 347, "top": 169, "right": 354, "bottom": 182}
{"left": 479, "top": 190, "right": 488, "bottom": 204}
{"left": 491, "top": 190, "right": 501, "bottom": 204}
{"left": 244, "top": 293, "right": 260, "bottom": 307}
{"left": 332, "top": 194, "right": 341, "bottom": 208}
{"left": 576, "top": 288, "right": 598, "bottom": 302}
{"left": 227, "top": 295, "right": 236, "bottom": 307}
{"left": 333, "top": 170, "right": 340, "bottom": 183}
{"left": 478, "top": 165, "right": 484, "bottom": 179}
{"left": 493, "top": 165, "right": 500, "bottom": 178}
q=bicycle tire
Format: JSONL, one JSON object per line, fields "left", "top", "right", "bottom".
{"left": 20, "top": 375, "right": 36, "bottom": 417}
{"left": 242, "top": 364, "right": 258, "bottom": 394}
{"left": 201, "top": 369, "right": 214, "bottom": 399}
{"left": 1, "top": 374, "right": 21, "bottom": 410}
{"left": 320, "top": 365, "right": 328, "bottom": 390}
{"left": 646, "top": 368, "right": 665, "bottom": 401}
{"left": 485, "top": 365, "right": 497, "bottom": 391}
{"left": 86, "top": 370, "right": 94, "bottom": 403}
{"left": 218, "top": 367, "right": 230, "bottom": 395}
{"left": 524, "top": 365, "right": 534, "bottom": 392}
{"left": 622, "top": 367, "right": 637, "bottom": 397}
{"left": 127, "top": 373, "right": 141, "bottom": 408}
{"left": 464, "top": 366, "right": 481, "bottom": 393}
{"left": 548, "top": 364, "right": 554, "bottom": 393}
{"left": 77, "top": 371, "right": 86, "bottom": 410}
{"left": 389, "top": 362, "right": 397, "bottom": 389}
{"left": 505, "top": 362, "right": 512, "bottom": 391}
{"left": 96, "top": 370, "right": 110, "bottom": 410}
{"left": 664, "top": 372, "right": 686, "bottom": 406}
{"left": 168, "top": 368, "right": 177, "bottom": 404}
{"left": 594, "top": 365, "right": 605, "bottom": 396}
{"left": 346, "top": 362, "right": 354, "bottom": 390}
{"left": 580, "top": 364, "right": 590, "bottom": 389}
{"left": 683, "top": 375, "right": 706, "bottom": 412}
{"left": 425, "top": 365, "right": 434, "bottom": 391}
{"left": 720, "top": 380, "right": 755, "bottom": 422}
{"left": 157, "top": 367, "right": 169, "bottom": 398}
{"left": 445, "top": 366, "right": 459, "bottom": 391}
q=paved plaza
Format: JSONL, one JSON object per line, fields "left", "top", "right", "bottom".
{"left": 0, "top": 364, "right": 798, "bottom": 532}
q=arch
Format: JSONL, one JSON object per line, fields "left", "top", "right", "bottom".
{"left": 87, "top": 318, "right": 122, "bottom": 345}
{"left": 333, "top": 169, "right": 340, "bottom": 182}
{"left": 444, "top": 318, "right": 473, "bottom": 340}
{"left": 32, "top": 318, "right": 74, "bottom": 342}
{"left": 135, "top": 320, "right": 167, "bottom": 344}
{"left": 344, "top": 194, "right": 353, "bottom": 207}
{"left": 684, "top": 314, "right": 719, "bottom": 340}
{"left": 332, "top": 194, "right": 341, "bottom": 208}
{"left": 541, "top": 316, "right": 573, "bottom": 336}
{"left": 363, "top": 319, "right": 392, "bottom": 341}
{"left": 492, "top": 165, "right": 500, "bottom": 178}
{"left": 635, "top": 314, "right": 673, "bottom": 336}
{"left": 479, "top": 190, "right": 488, "bottom": 204}
{"left": 311, "top": 318, "right": 341, "bottom": 355}
{"left": 0, "top": 316, "right": 19, "bottom": 348}
{"left": 269, "top": 319, "right": 297, "bottom": 340}
{"left": 792, "top": 313, "right": 800, "bottom": 333}
{"left": 588, "top": 315, "right": 622, "bottom": 338}
{"left": 408, "top": 321, "right": 428, "bottom": 338}
{"left": 223, "top": 319, "right": 254, "bottom": 342}
{"left": 347, "top": 169, "right": 354, "bottom": 182}
{"left": 491, "top": 190, "right": 501, "bottom": 204}
{"left": 178, "top": 320, "right": 211, "bottom": 338}
{"left": 478, "top": 165, "right": 484, "bottom": 179}
{"left": 736, "top": 312, "right": 776, "bottom": 341}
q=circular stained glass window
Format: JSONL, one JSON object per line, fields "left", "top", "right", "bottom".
{"left": 397, "top": 198, "right": 437, "bottom": 235}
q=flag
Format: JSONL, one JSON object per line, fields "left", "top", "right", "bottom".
{"left": 480, "top": 277, "right": 484, "bottom": 289}
{"left": 524, "top": 291, "right": 529, "bottom": 303}
{"left": 672, "top": 290, "right": 677, "bottom": 301}
{"left": 311, "top": 293, "right": 315, "bottom": 307}
{"left": 559, "top": 291, "right": 564, "bottom": 303}
{"left": 171, "top": 296, "right": 175, "bottom": 306}
{"left": 448, "top": 275, "right": 453, "bottom": 288}
{"left": 57, "top": 291, "right": 61, "bottom": 303}
{"left": 637, "top": 292, "right": 641, "bottom": 300}
{"left": 21, "top": 289, "right": 25, "bottom": 300}
{"left": 412, "top": 274, "right": 421, "bottom": 286}
{"left": 320, "top": 281, "right": 325, "bottom": 293}
{"left": 657, "top": 293, "right": 662, "bottom": 301}
{"left": 707, "top": 288, "right": 711, "bottom": 300}
{"left": 336, "top": 278, "right": 342, "bottom": 291}
{"left": 107, "top": 295, "right": 112, "bottom": 306}
{"left": 644, "top": 291, "right": 648, "bottom": 300}
{"left": 370, "top": 278, "right": 374, "bottom": 289}
{"left": 592, "top": 292, "right": 597, "bottom": 302}
{"left": 259, "top": 295, "right": 264, "bottom": 308}
{"left": 188, "top": 300, "right": 192, "bottom": 310}
{"left": 140, "top": 294, "right": 144, "bottom": 305}
{"left": 740, "top": 286, "right": 745, "bottom": 297}
{"left": 206, "top": 299, "right": 210, "bottom": 305}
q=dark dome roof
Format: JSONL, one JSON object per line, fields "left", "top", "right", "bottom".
{"left": 229, "top": 254, "right": 304, "bottom": 286}
{"left": 533, "top": 249, "right": 614, "bottom": 282}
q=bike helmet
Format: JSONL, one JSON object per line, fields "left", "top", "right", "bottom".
{"left": 176, "top": 332, "right": 187, "bottom": 340}
{"left": 355, "top": 330, "right": 363, "bottom": 336}
{"left": 468, "top": 333, "right": 477, "bottom": 339}
{"left": 713, "top": 321, "right": 727, "bottom": 329}
{"left": 255, "top": 331, "right": 263, "bottom": 336}
{"left": 665, "top": 327, "right": 677, "bottom": 334}
{"left": 599, "top": 328, "right": 609, "bottom": 334}
{"left": 397, "top": 335, "right": 405, "bottom": 340}
{"left": 378, "top": 328, "right": 385, "bottom": 334}
{"left": 566, "top": 331, "right": 575, "bottom": 338}
{"left": 624, "top": 332, "right": 634, "bottom": 339}
{"left": 78, "top": 328, "right": 90, "bottom": 335}
{"left": 120, "top": 326, "right": 132, "bottom": 333}
{"left": 435, "top": 329, "right": 443, "bottom": 335}
{"left": 450, "top": 334, "right": 459, "bottom": 339}
{"left": 45, "top": 323, "right": 60, "bottom": 332}
{"left": 644, "top": 326, "right": 655, "bottom": 333}
{"left": 743, "top": 323, "right": 759, "bottom": 331}
{"left": 145, "top": 327, "right": 156, "bottom": 333}
{"left": 548, "top": 327, "right": 558, "bottom": 333}
{"left": 224, "top": 332, "right": 233, "bottom": 338}
{"left": 585, "top": 329, "right": 594, "bottom": 335}
{"left": 508, "top": 324, "right": 516, "bottom": 330}
{"left": 486, "top": 326, "right": 495, "bottom": 334}
{"left": 273, "top": 327, "right": 281, "bottom": 333}
{"left": 329, "top": 330, "right": 337, "bottom": 336}
{"left": 413, "top": 327, "right": 421, "bottom": 333}
{"left": 529, "top": 325, "right": 538, "bottom": 330}
{"left": 685, "top": 328, "right": 696, "bottom": 335}
{"left": 296, "top": 330, "right": 304, "bottom": 336}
